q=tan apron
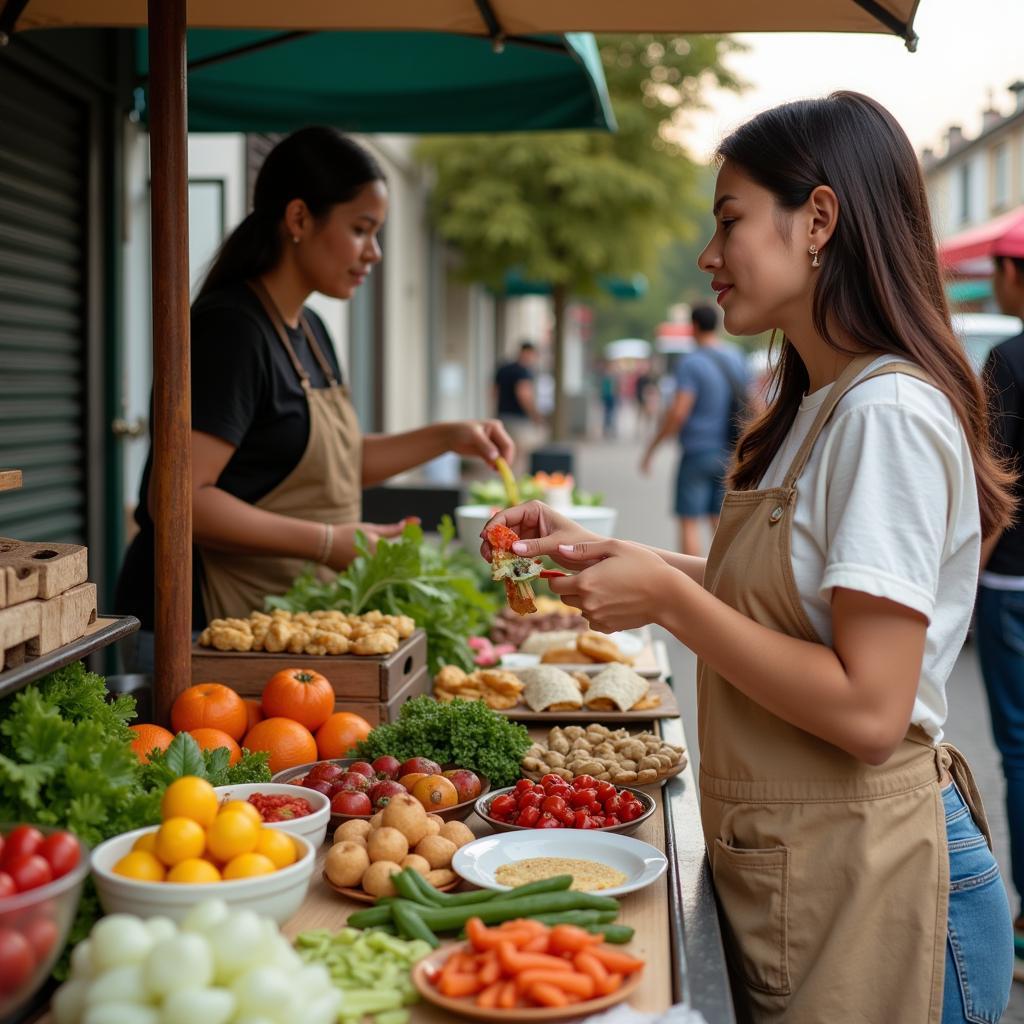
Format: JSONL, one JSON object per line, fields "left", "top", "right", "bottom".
{"left": 698, "top": 353, "right": 992, "bottom": 1023}
{"left": 200, "top": 280, "right": 363, "bottom": 621}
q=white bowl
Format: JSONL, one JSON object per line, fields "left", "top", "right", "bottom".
{"left": 91, "top": 826, "right": 315, "bottom": 925}
{"left": 214, "top": 782, "right": 330, "bottom": 847}
{"left": 455, "top": 503, "right": 617, "bottom": 551}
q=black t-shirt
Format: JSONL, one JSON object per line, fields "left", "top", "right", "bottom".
{"left": 984, "top": 330, "right": 1024, "bottom": 576}
{"left": 495, "top": 360, "right": 533, "bottom": 416}
{"left": 114, "top": 282, "right": 344, "bottom": 629}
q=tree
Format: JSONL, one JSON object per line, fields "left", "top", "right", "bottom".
{"left": 417, "top": 34, "right": 746, "bottom": 437}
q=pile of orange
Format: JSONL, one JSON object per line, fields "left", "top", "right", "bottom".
{"left": 131, "top": 672, "right": 374, "bottom": 776}
{"left": 112, "top": 775, "right": 298, "bottom": 884}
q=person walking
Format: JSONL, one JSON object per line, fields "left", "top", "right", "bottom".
{"left": 640, "top": 304, "right": 748, "bottom": 555}
{"left": 485, "top": 92, "right": 1015, "bottom": 1023}
{"left": 977, "top": 246, "right": 1024, "bottom": 973}
{"left": 494, "top": 341, "right": 544, "bottom": 471}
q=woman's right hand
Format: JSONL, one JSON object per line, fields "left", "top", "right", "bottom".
{"left": 480, "top": 501, "right": 603, "bottom": 569}
{"left": 326, "top": 520, "right": 410, "bottom": 569}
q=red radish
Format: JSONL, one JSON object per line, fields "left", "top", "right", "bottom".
{"left": 398, "top": 757, "right": 441, "bottom": 778}
{"left": 307, "top": 762, "right": 346, "bottom": 785}
{"left": 371, "top": 755, "right": 401, "bottom": 780}
{"left": 347, "top": 761, "right": 376, "bottom": 780}
{"left": 368, "top": 780, "right": 406, "bottom": 809}
{"left": 331, "top": 790, "right": 372, "bottom": 816}
{"left": 335, "top": 772, "right": 371, "bottom": 793}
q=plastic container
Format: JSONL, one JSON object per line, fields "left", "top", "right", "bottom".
{"left": 213, "top": 782, "right": 330, "bottom": 847}
{"left": 454, "top": 503, "right": 617, "bottom": 550}
{"left": 0, "top": 824, "right": 90, "bottom": 1021}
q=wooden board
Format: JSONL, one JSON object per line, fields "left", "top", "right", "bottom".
{"left": 0, "top": 470, "right": 22, "bottom": 492}
{"left": 0, "top": 583, "right": 97, "bottom": 670}
{"left": 327, "top": 664, "right": 431, "bottom": 726}
{"left": 489, "top": 678, "right": 679, "bottom": 723}
{"left": 0, "top": 538, "right": 88, "bottom": 609}
{"left": 191, "top": 629, "right": 428, "bottom": 700}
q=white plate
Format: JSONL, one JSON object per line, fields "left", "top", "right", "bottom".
{"left": 452, "top": 829, "right": 667, "bottom": 898}
{"left": 501, "top": 629, "right": 646, "bottom": 674}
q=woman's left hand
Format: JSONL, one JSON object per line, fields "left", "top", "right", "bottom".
{"left": 547, "top": 538, "right": 676, "bottom": 633}
{"left": 447, "top": 420, "right": 515, "bottom": 467}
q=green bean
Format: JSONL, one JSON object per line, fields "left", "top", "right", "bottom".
{"left": 495, "top": 875, "right": 575, "bottom": 899}
{"left": 403, "top": 867, "right": 450, "bottom": 905}
{"left": 414, "top": 890, "right": 619, "bottom": 933}
{"left": 585, "top": 923, "right": 635, "bottom": 944}
{"left": 393, "top": 902, "right": 440, "bottom": 949}
{"left": 393, "top": 869, "right": 438, "bottom": 906}
{"left": 529, "top": 909, "right": 619, "bottom": 927}
{"left": 346, "top": 904, "right": 395, "bottom": 928}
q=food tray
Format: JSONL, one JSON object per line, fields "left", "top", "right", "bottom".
{"left": 519, "top": 758, "right": 686, "bottom": 789}
{"left": 493, "top": 678, "right": 679, "bottom": 722}
{"left": 475, "top": 786, "right": 656, "bottom": 836}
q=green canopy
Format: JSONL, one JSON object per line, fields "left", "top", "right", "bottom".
{"left": 136, "top": 30, "right": 616, "bottom": 133}
{"left": 946, "top": 279, "right": 993, "bottom": 303}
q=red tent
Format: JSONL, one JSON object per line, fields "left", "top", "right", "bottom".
{"left": 939, "top": 206, "right": 1024, "bottom": 269}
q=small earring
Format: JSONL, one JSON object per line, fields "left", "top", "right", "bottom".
{"left": 808, "top": 245, "right": 820, "bottom": 268}
{"left": 292, "top": 236, "right": 300, "bottom": 244}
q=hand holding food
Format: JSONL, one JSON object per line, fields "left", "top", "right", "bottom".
{"left": 486, "top": 522, "right": 542, "bottom": 615}
{"left": 480, "top": 500, "right": 602, "bottom": 568}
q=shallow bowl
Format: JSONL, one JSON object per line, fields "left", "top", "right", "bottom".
{"left": 213, "top": 782, "right": 330, "bottom": 847}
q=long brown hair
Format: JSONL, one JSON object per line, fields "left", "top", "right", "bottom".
{"left": 720, "top": 91, "right": 1013, "bottom": 537}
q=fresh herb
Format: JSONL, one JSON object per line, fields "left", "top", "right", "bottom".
{"left": 351, "top": 696, "right": 531, "bottom": 788}
{"left": 269, "top": 517, "right": 497, "bottom": 674}
{"left": 140, "top": 731, "right": 271, "bottom": 789}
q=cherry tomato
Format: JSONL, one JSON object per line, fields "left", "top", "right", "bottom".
{"left": 519, "top": 792, "right": 543, "bottom": 810}
{"left": 590, "top": 815, "right": 607, "bottom": 828}
{"left": 581, "top": 816, "right": 604, "bottom": 829}
{"left": 0, "top": 826, "right": 43, "bottom": 869}
{"left": 0, "top": 872, "right": 14, "bottom": 899}
{"left": 38, "top": 832, "right": 80, "bottom": 880}
{"left": 540, "top": 774, "right": 563, "bottom": 790}
{"left": 570, "top": 788, "right": 596, "bottom": 809}
{"left": 541, "top": 795, "right": 567, "bottom": 817}
{"left": 618, "top": 800, "right": 642, "bottom": 822}
{"left": 572, "top": 775, "right": 597, "bottom": 790}
{"left": 514, "top": 779, "right": 534, "bottom": 795}
{"left": 604, "top": 794, "right": 625, "bottom": 817}
{"left": 490, "top": 794, "right": 518, "bottom": 819}
{"left": 331, "top": 790, "right": 372, "bottom": 816}
{"left": 0, "top": 928, "right": 34, "bottom": 995}
{"left": 558, "top": 806, "right": 576, "bottom": 826}
{"left": 22, "top": 916, "right": 59, "bottom": 961}
{"left": 7, "top": 855, "right": 52, "bottom": 894}
{"left": 531, "top": 784, "right": 546, "bottom": 796}
{"left": 547, "top": 784, "right": 571, "bottom": 802}
{"left": 594, "top": 781, "right": 616, "bottom": 802}
{"left": 537, "top": 813, "right": 562, "bottom": 829}
{"left": 518, "top": 806, "right": 541, "bottom": 827}
{"left": 573, "top": 809, "right": 592, "bottom": 828}
{"left": 605, "top": 815, "right": 621, "bottom": 827}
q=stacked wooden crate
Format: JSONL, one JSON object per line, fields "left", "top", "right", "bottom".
{"left": 0, "top": 539, "right": 98, "bottom": 670}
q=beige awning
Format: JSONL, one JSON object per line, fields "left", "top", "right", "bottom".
{"left": 4, "top": 0, "right": 923, "bottom": 49}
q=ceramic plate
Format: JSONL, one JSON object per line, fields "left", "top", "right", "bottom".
{"left": 412, "top": 944, "right": 643, "bottom": 1021}
{"left": 452, "top": 829, "right": 667, "bottom": 898}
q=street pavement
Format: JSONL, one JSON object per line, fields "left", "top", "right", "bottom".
{"left": 572, "top": 407, "right": 1024, "bottom": 1021}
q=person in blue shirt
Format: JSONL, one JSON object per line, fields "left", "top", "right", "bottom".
{"left": 641, "top": 304, "right": 749, "bottom": 554}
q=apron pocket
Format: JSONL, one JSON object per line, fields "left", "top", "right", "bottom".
{"left": 712, "top": 838, "right": 791, "bottom": 996}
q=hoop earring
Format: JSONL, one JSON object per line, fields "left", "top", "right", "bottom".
{"left": 808, "top": 245, "right": 820, "bottom": 268}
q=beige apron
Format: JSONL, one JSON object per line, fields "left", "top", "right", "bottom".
{"left": 698, "top": 353, "right": 992, "bottom": 1023}
{"left": 200, "top": 280, "right": 363, "bottom": 621}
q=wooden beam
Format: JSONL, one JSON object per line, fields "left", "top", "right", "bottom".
{"left": 148, "top": 0, "right": 192, "bottom": 723}
{"left": 0, "top": 470, "right": 22, "bottom": 492}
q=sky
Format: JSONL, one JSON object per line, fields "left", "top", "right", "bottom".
{"left": 681, "top": 0, "right": 1024, "bottom": 162}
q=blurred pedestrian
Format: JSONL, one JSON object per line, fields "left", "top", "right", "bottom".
{"left": 634, "top": 364, "right": 661, "bottom": 438}
{"left": 640, "top": 304, "right": 749, "bottom": 555}
{"left": 977, "top": 247, "right": 1024, "bottom": 971}
{"left": 494, "top": 341, "right": 544, "bottom": 472}
{"left": 599, "top": 363, "right": 619, "bottom": 438}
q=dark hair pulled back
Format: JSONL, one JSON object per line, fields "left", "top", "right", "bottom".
{"left": 719, "top": 91, "right": 1014, "bottom": 537}
{"left": 198, "top": 126, "right": 384, "bottom": 298}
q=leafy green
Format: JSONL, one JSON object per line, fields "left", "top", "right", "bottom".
{"left": 139, "top": 731, "right": 271, "bottom": 790}
{"left": 350, "top": 696, "right": 531, "bottom": 788}
{"left": 269, "top": 517, "right": 498, "bottom": 674}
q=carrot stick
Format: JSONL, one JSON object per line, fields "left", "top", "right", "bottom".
{"left": 498, "top": 980, "right": 518, "bottom": 1009}
{"left": 478, "top": 950, "right": 501, "bottom": 986}
{"left": 516, "top": 969, "right": 596, "bottom": 999}
{"left": 550, "top": 924, "right": 604, "bottom": 955}
{"left": 439, "top": 971, "right": 485, "bottom": 998}
{"left": 527, "top": 981, "right": 570, "bottom": 1007}
{"left": 497, "top": 940, "right": 573, "bottom": 975}
{"left": 521, "top": 933, "right": 550, "bottom": 953}
{"left": 574, "top": 950, "right": 610, "bottom": 991}
{"left": 468, "top": 917, "right": 536, "bottom": 950}
{"left": 603, "top": 972, "right": 624, "bottom": 994}
{"left": 589, "top": 946, "right": 645, "bottom": 975}
{"left": 476, "top": 980, "right": 503, "bottom": 1008}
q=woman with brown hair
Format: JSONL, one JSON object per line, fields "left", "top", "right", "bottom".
{"left": 484, "top": 93, "right": 1015, "bottom": 1022}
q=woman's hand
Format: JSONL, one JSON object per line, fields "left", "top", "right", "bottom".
{"left": 480, "top": 501, "right": 602, "bottom": 568}
{"left": 446, "top": 420, "right": 515, "bottom": 467}
{"left": 326, "top": 519, "right": 412, "bottom": 569}
{"left": 547, "top": 539, "right": 677, "bottom": 633}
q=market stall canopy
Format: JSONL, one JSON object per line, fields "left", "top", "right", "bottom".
{"left": 136, "top": 29, "right": 615, "bottom": 133}
{"left": 939, "top": 206, "right": 1024, "bottom": 268}
{"left": 605, "top": 339, "right": 651, "bottom": 361}
{"left": 2, "top": 0, "right": 924, "bottom": 49}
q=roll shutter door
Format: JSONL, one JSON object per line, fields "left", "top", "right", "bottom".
{"left": 0, "top": 58, "right": 88, "bottom": 543}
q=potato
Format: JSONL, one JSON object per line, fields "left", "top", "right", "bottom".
{"left": 400, "top": 854, "right": 431, "bottom": 877}
{"left": 381, "top": 794, "right": 429, "bottom": 845}
{"left": 426, "top": 868, "right": 457, "bottom": 888}
{"left": 438, "top": 821, "right": 475, "bottom": 849}
{"left": 324, "top": 842, "right": 369, "bottom": 888}
{"left": 334, "top": 819, "right": 371, "bottom": 845}
{"left": 367, "top": 826, "right": 409, "bottom": 864}
{"left": 423, "top": 814, "right": 444, "bottom": 836}
{"left": 362, "top": 860, "right": 402, "bottom": 898}
{"left": 369, "top": 810, "right": 385, "bottom": 830}
{"left": 415, "top": 835, "right": 457, "bottom": 870}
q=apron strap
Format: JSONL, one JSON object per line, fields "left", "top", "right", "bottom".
{"left": 247, "top": 279, "right": 339, "bottom": 389}
{"left": 939, "top": 743, "right": 995, "bottom": 850}
{"left": 781, "top": 354, "right": 934, "bottom": 489}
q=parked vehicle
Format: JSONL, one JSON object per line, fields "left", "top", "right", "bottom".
{"left": 952, "top": 312, "right": 1021, "bottom": 372}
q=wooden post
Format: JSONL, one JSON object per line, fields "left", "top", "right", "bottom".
{"left": 551, "top": 284, "right": 568, "bottom": 440}
{"left": 148, "top": 0, "right": 192, "bottom": 723}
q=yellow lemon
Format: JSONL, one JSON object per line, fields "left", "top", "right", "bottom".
{"left": 166, "top": 858, "right": 222, "bottom": 884}
{"left": 155, "top": 816, "right": 206, "bottom": 866}
{"left": 222, "top": 852, "right": 276, "bottom": 880}
{"left": 132, "top": 831, "right": 159, "bottom": 855}
{"left": 206, "top": 809, "right": 259, "bottom": 863}
{"left": 112, "top": 850, "right": 166, "bottom": 882}
{"left": 161, "top": 775, "right": 218, "bottom": 827}
{"left": 218, "top": 799, "right": 262, "bottom": 825}
{"left": 254, "top": 828, "right": 296, "bottom": 870}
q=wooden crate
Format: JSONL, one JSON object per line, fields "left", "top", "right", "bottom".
{"left": 191, "top": 628, "right": 428, "bottom": 701}
{"left": 0, "top": 538, "right": 88, "bottom": 608}
{"left": 0, "top": 583, "right": 98, "bottom": 670}
{"left": 329, "top": 664, "right": 430, "bottom": 726}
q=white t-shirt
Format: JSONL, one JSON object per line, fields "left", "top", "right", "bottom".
{"left": 759, "top": 355, "right": 980, "bottom": 744}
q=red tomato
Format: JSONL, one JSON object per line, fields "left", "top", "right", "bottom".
{"left": 489, "top": 794, "right": 518, "bottom": 819}
{"left": 0, "top": 927, "right": 34, "bottom": 995}
{"left": 605, "top": 816, "right": 621, "bottom": 827}
{"left": 572, "top": 775, "right": 597, "bottom": 790}
{"left": 619, "top": 799, "right": 645, "bottom": 822}
{"left": 0, "top": 872, "right": 14, "bottom": 899}
{"left": 541, "top": 795, "right": 567, "bottom": 817}
{"left": 38, "top": 832, "right": 80, "bottom": 880}
{"left": 593, "top": 781, "right": 616, "bottom": 802}
{"left": 514, "top": 779, "right": 534, "bottom": 795}
{"left": 518, "top": 791, "right": 543, "bottom": 810}
{"left": 0, "top": 826, "right": 43, "bottom": 869}
{"left": 531, "top": 784, "right": 546, "bottom": 796}
{"left": 518, "top": 806, "right": 540, "bottom": 827}
{"left": 330, "top": 791, "right": 372, "bottom": 816}
{"left": 581, "top": 816, "right": 605, "bottom": 829}
{"left": 570, "top": 788, "right": 596, "bottom": 809}
{"left": 590, "top": 815, "right": 607, "bottom": 828}
{"left": 604, "top": 794, "right": 625, "bottom": 817}
{"left": 558, "top": 806, "right": 576, "bottom": 826}
{"left": 536, "top": 813, "right": 562, "bottom": 829}
{"left": 7, "top": 855, "right": 52, "bottom": 894}
{"left": 573, "top": 809, "right": 592, "bottom": 828}
{"left": 540, "top": 774, "right": 563, "bottom": 791}
{"left": 22, "top": 916, "right": 59, "bottom": 961}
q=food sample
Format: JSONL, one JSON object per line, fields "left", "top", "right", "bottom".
{"left": 519, "top": 665, "right": 584, "bottom": 712}
{"left": 522, "top": 723, "right": 686, "bottom": 785}
{"left": 495, "top": 857, "right": 627, "bottom": 892}
{"left": 433, "top": 664, "right": 525, "bottom": 710}
{"left": 198, "top": 607, "right": 415, "bottom": 655}
{"left": 486, "top": 523, "right": 541, "bottom": 615}
{"left": 520, "top": 629, "right": 588, "bottom": 656}
{"left": 484, "top": 773, "right": 649, "bottom": 829}
{"left": 584, "top": 663, "right": 651, "bottom": 712}
{"left": 538, "top": 629, "right": 635, "bottom": 667}
{"left": 245, "top": 792, "right": 315, "bottom": 821}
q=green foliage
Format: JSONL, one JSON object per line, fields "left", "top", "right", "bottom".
{"left": 139, "top": 731, "right": 271, "bottom": 791}
{"left": 351, "top": 696, "right": 532, "bottom": 789}
{"left": 269, "top": 517, "right": 497, "bottom": 674}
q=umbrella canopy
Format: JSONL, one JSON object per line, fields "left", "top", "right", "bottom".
{"left": 605, "top": 338, "right": 651, "bottom": 361}
{"left": 3, "top": 0, "right": 923, "bottom": 49}
{"left": 939, "top": 206, "right": 1024, "bottom": 269}
{"left": 137, "top": 29, "right": 615, "bottom": 133}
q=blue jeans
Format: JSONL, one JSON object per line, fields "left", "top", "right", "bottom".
{"left": 674, "top": 448, "right": 728, "bottom": 518}
{"left": 975, "top": 585, "right": 1024, "bottom": 912}
{"left": 942, "top": 781, "right": 1013, "bottom": 1024}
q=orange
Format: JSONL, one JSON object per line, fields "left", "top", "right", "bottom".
{"left": 167, "top": 858, "right": 221, "bottom": 884}
{"left": 222, "top": 852, "right": 276, "bottom": 880}
{"left": 411, "top": 774, "right": 459, "bottom": 811}
{"left": 171, "top": 683, "right": 247, "bottom": 741}
{"left": 155, "top": 817, "right": 206, "bottom": 866}
{"left": 189, "top": 727, "right": 242, "bottom": 766}
{"left": 242, "top": 717, "right": 318, "bottom": 774}
{"left": 254, "top": 829, "right": 296, "bottom": 870}
{"left": 261, "top": 669, "right": 335, "bottom": 732}
{"left": 242, "top": 698, "right": 264, "bottom": 735}
{"left": 132, "top": 831, "right": 159, "bottom": 855}
{"left": 218, "top": 800, "right": 262, "bottom": 826}
{"left": 129, "top": 724, "right": 175, "bottom": 764}
{"left": 113, "top": 851, "right": 166, "bottom": 882}
{"left": 315, "top": 712, "right": 372, "bottom": 761}
{"left": 161, "top": 776, "right": 219, "bottom": 828}
{"left": 206, "top": 810, "right": 259, "bottom": 862}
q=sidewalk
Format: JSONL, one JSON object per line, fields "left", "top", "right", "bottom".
{"left": 572, "top": 419, "right": 1023, "bottom": 1021}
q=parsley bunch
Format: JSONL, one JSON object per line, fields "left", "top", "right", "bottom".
{"left": 351, "top": 696, "right": 531, "bottom": 788}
